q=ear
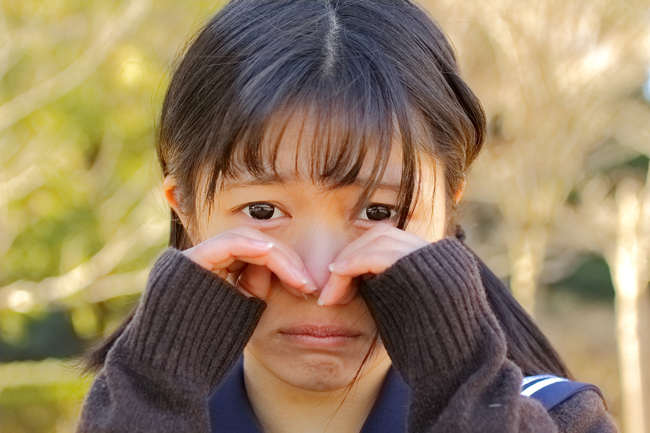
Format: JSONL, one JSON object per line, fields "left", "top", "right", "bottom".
{"left": 162, "top": 176, "right": 198, "bottom": 246}
{"left": 162, "top": 175, "right": 181, "bottom": 213}
{"left": 454, "top": 178, "right": 467, "bottom": 204}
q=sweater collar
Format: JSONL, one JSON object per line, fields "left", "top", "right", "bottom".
{"left": 207, "top": 356, "right": 411, "bottom": 432}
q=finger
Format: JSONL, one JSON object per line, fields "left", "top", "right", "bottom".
{"left": 208, "top": 259, "right": 247, "bottom": 274}
{"left": 237, "top": 264, "right": 273, "bottom": 299}
{"left": 215, "top": 268, "right": 229, "bottom": 280}
{"left": 226, "top": 227, "right": 311, "bottom": 274}
{"left": 331, "top": 223, "right": 428, "bottom": 266}
{"left": 233, "top": 246, "right": 317, "bottom": 294}
{"left": 226, "top": 266, "right": 245, "bottom": 287}
{"left": 319, "top": 245, "right": 408, "bottom": 306}
{"left": 318, "top": 272, "right": 354, "bottom": 306}
{"left": 330, "top": 234, "right": 425, "bottom": 276}
{"left": 231, "top": 228, "right": 319, "bottom": 291}
{"left": 330, "top": 223, "right": 406, "bottom": 265}
{"left": 332, "top": 248, "right": 406, "bottom": 276}
{"left": 184, "top": 235, "right": 275, "bottom": 270}
{"left": 198, "top": 232, "right": 318, "bottom": 292}
{"left": 186, "top": 234, "right": 317, "bottom": 294}
{"left": 337, "top": 280, "right": 359, "bottom": 305}
{"left": 278, "top": 279, "right": 310, "bottom": 299}
{"left": 235, "top": 286, "right": 255, "bottom": 298}
{"left": 225, "top": 261, "right": 247, "bottom": 273}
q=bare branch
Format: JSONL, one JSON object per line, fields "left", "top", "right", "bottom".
{"left": 0, "top": 0, "right": 152, "bottom": 133}
{"left": 0, "top": 186, "right": 167, "bottom": 311}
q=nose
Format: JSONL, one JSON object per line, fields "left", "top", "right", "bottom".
{"left": 292, "top": 222, "right": 350, "bottom": 291}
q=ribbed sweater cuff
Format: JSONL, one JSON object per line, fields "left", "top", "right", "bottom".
{"left": 360, "top": 237, "right": 503, "bottom": 386}
{"left": 120, "top": 248, "right": 266, "bottom": 392}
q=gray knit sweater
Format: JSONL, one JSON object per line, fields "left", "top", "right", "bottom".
{"left": 75, "top": 237, "right": 618, "bottom": 432}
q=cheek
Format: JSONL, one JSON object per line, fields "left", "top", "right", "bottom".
{"left": 407, "top": 196, "right": 445, "bottom": 243}
{"left": 411, "top": 159, "right": 447, "bottom": 242}
{"left": 408, "top": 172, "right": 447, "bottom": 242}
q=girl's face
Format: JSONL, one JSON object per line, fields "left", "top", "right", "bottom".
{"left": 170, "top": 115, "right": 448, "bottom": 393}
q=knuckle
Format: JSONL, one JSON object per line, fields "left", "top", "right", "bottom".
{"left": 374, "top": 233, "right": 393, "bottom": 244}
{"left": 367, "top": 250, "right": 386, "bottom": 262}
{"left": 346, "top": 254, "right": 364, "bottom": 268}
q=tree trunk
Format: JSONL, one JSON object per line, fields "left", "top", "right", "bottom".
{"left": 610, "top": 180, "right": 647, "bottom": 433}
{"left": 507, "top": 225, "right": 547, "bottom": 316}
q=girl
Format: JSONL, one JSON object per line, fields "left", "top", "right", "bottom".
{"left": 76, "top": 1, "right": 617, "bottom": 432}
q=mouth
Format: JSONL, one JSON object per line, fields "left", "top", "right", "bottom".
{"left": 278, "top": 325, "right": 362, "bottom": 349}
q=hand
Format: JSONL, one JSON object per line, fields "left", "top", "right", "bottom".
{"left": 182, "top": 226, "right": 317, "bottom": 300}
{"left": 318, "top": 223, "right": 430, "bottom": 306}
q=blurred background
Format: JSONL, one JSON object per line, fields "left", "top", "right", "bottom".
{"left": 0, "top": 0, "right": 649, "bottom": 432}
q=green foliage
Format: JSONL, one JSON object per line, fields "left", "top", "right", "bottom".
{"left": 549, "top": 255, "right": 617, "bottom": 302}
{"left": 0, "top": 3, "right": 221, "bottom": 429}
{"left": 0, "top": 310, "right": 84, "bottom": 362}
{"left": 0, "top": 381, "right": 90, "bottom": 433}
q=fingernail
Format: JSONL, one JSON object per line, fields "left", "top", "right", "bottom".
{"left": 317, "top": 283, "right": 330, "bottom": 306}
{"left": 301, "top": 293, "right": 309, "bottom": 300}
{"left": 290, "top": 264, "right": 308, "bottom": 282}
{"left": 328, "top": 259, "right": 348, "bottom": 273}
{"left": 301, "top": 278, "right": 318, "bottom": 293}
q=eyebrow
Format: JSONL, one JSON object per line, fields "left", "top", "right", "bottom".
{"left": 222, "top": 173, "right": 401, "bottom": 193}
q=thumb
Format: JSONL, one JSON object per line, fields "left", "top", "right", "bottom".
{"left": 236, "top": 264, "right": 272, "bottom": 299}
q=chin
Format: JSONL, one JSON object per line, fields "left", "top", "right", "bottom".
{"left": 274, "top": 352, "right": 362, "bottom": 391}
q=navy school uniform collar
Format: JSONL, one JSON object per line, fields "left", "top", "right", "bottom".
{"left": 207, "top": 356, "right": 411, "bottom": 433}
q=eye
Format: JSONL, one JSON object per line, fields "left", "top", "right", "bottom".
{"left": 242, "top": 202, "right": 286, "bottom": 220}
{"left": 360, "top": 204, "right": 396, "bottom": 221}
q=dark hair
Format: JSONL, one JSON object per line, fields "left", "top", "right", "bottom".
{"left": 84, "top": 0, "right": 570, "bottom": 379}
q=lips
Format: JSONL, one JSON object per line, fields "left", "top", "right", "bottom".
{"left": 281, "top": 325, "right": 360, "bottom": 338}
{"left": 278, "top": 325, "right": 361, "bottom": 348}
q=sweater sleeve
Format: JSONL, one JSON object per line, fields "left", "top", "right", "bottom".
{"left": 75, "top": 248, "right": 266, "bottom": 433}
{"left": 551, "top": 390, "right": 618, "bottom": 433}
{"left": 359, "top": 237, "right": 616, "bottom": 433}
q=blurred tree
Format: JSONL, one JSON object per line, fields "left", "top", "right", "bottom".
{"left": 422, "top": 1, "right": 650, "bottom": 431}
{"left": 424, "top": 0, "right": 650, "bottom": 316}
{"left": 0, "top": 1, "right": 225, "bottom": 431}
{"left": 610, "top": 179, "right": 649, "bottom": 433}
{"left": 0, "top": 0, "right": 224, "bottom": 323}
